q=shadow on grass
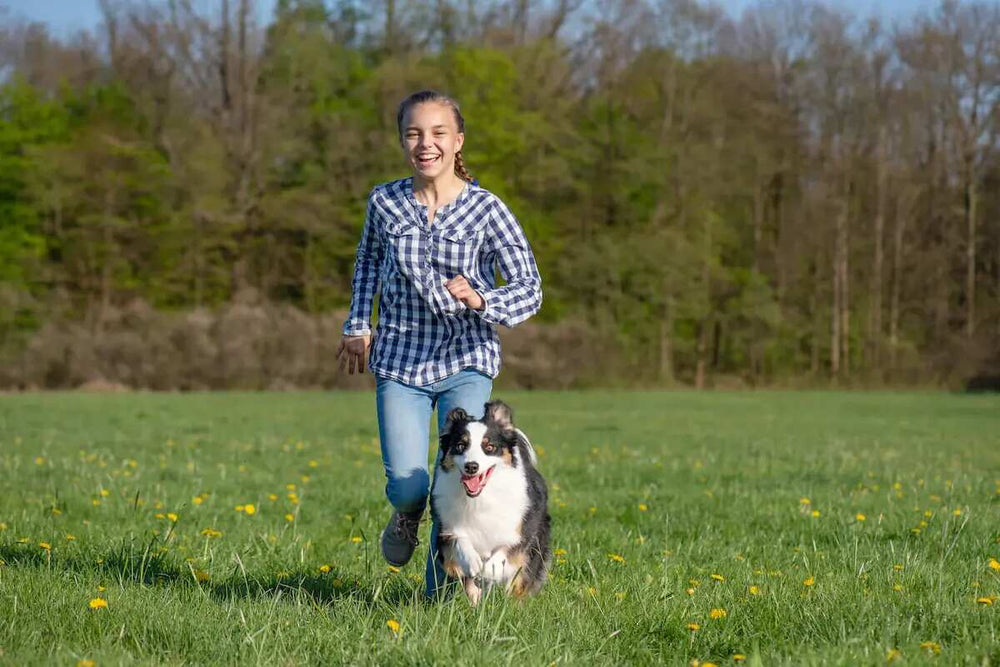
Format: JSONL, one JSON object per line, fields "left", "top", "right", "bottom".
{"left": 0, "top": 538, "right": 427, "bottom": 609}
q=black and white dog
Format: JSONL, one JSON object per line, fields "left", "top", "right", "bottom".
{"left": 431, "top": 400, "right": 551, "bottom": 605}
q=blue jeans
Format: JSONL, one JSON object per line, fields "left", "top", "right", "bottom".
{"left": 375, "top": 368, "right": 493, "bottom": 598}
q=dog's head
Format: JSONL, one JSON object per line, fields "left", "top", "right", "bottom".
{"left": 439, "top": 400, "right": 519, "bottom": 498}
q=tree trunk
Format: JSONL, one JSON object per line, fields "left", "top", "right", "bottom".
{"left": 868, "top": 126, "right": 886, "bottom": 373}
{"left": 965, "top": 168, "right": 977, "bottom": 337}
{"left": 658, "top": 293, "right": 674, "bottom": 384}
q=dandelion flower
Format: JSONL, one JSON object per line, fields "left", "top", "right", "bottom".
{"left": 748, "top": 585, "right": 761, "bottom": 596}
{"left": 856, "top": 513, "right": 866, "bottom": 522}
{"left": 976, "top": 596, "right": 996, "bottom": 605}
{"left": 711, "top": 574, "right": 725, "bottom": 582}
{"left": 35, "top": 457, "right": 45, "bottom": 465}
{"left": 953, "top": 508, "right": 963, "bottom": 517}
{"left": 893, "top": 564, "right": 904, "bottom": 571}
{"left": 319, "top": 564, "right": 331, "bottom": 574}
{"left": 709, "top": 608, "right": 727, "bottom": 619}
{"left": 351, "top": 536, "right": 363, "bottom": 544}
{"left": 200, "top": 527, "right": 222, "bottom": 538}
{"left": 733, "top": 655, "right": 746, "bottom": 662}
{"left": 65, "top": 534, "right": 76, "bottom": 541}
{"left": 97, "top": 586, "right": 105, "bottom": 592}
{"left": 100, "top": 489, "right": 109, "bottom": 497}
{"left": 811, "top": 509, "right": 821, "bottom": 517}
{"left": 639, "top": 503, "right": 648, "bottom": 511}
{"left": 166, "top": 513, "right": 178, "bottom": 522}
{"left": 88, "top": 598, "right": 108, "bottom": 610}
{"left": 286, "top": 483, "right": 296, "bottom": 491}
{"left": 607, "top": 553, "right": 625, "bottom": 564}
{"left": 268, "top": 494, "right": 278, "bottom": 501}
{"left": 76, "top": 660, "right": 96, "bottom": 667}
{"left": 687, "top": 623, "right": 700, "bottom": 631}
{"left": 192, "top": 496, "right": 203, "bottom": 505}
{"left": 803, "top": 576, "right": 815, "bottom": 587}
{"left": 989, "top": 558, "right": 1000, "bottom": 572}
{"left": 386, "top": 619, "right": 401, "bottom": 635}
{"left": 244, "top": 504, "right": 256, "bottom": 515}
{"left": 800, "top": 497, "right": 811, "bottom": 505}
{"left": 685, "top": 588, "right": 695, "bottom": 596}
{"left": 285, "top": 513, "right": 294, "bottom": 522}
{"left": 387, "top": 565, "right": 400, "bottom": 573}
{"left": 553, "top": 548, "right": 567, "bottom": 556}
{"left": 91, "top": 499, "right": 101, "bottom": 507}
{"left": 235, "top": 505, "right": 244, "bottom": 513}
{"left": 886, "top": 648, "right": 902, "bottom": 662}
{"left": 586, "top": 586, "right": 598, "bottom": 596}
{"left": 920, "top": 641, "right": 941, "bottom": 655}
{"left": 893, "top": 584, "right": 904, "bottom": 592}
{"left": 615, "top": 591, "right": 626, "bottom": 601}
{"left": 39, "top": 542, "right": 51, "bottom": 551}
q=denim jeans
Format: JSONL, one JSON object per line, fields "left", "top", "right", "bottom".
{"left": 375, "top": 367, "right": 493, "bottom": 598}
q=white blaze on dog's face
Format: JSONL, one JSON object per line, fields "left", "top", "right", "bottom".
{"left": 441, "top": 405, "right": 519, "bottom": 498}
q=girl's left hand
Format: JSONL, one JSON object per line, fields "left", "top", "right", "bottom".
{"left": 445, "top": 275, "right": 484, "bottom": 311}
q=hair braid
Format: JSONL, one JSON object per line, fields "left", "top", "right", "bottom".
{"left": 453, "top": 150, "right": 474, "bottom": 183}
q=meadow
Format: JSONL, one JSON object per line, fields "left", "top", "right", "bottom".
{"left": 1, "top": 390, "right": 999, "bottom": 666}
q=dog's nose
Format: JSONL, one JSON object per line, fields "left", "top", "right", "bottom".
{"left": 464, "top": 461, "right": 479, "bottom": 475}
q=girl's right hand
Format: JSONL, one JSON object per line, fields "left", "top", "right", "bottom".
{"left": 336, "top": 334, "right": 371, "bottom": 374}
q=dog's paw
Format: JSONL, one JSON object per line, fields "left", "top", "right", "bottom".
{"left": 456, "top": 543, "right": 483, "bottom": 578}
{"left": 482, "top": 553, "right": 508, "bottom": 581}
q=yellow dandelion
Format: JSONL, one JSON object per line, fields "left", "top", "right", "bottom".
{"left": 244, "top": 504, "right": 256, "bottom": 515}
{"left": 893, "top": 564, "right": 904, "bottom": 571}
{"left": 386, "top": 619, "right": 401, "bottom": 635}
{"left": 200, "top": 527, "right": 222, "bottom": 538}
{"left": 387, "top": 565, "right": 400, "bottom": 573}
{"left": 710, "top": 573, "right": 724, "bottom": 582}
{"left": 685, "top": 587, "right": 695, "bottom": 596}
{"left": 97, "top": 586, "right": 105, "bottom": 592}
{"left": 268, "top": 493, "right": 278, "bottom": 501}
{"left": 615, "top": 591, "right": 626, "bottom": 601}
{"left": 286, "top": 483, "right": 296, "bottom": 491}
{"left": 856, "top": 513, "right": 866, "bottom": 522}
{"left": 100, "top": 489, "right": 109, "bottom": 497}
{"left": 586, "top": 586, "right": 598, "bottom": 596}
{"left": 976, "top": 596, "right": 995, "bottom": 605}
{"left": 166, "top": 513, "right": 178, "bottom": 522}
{"left": 924, "top": 510, "right": 933, "bottom": 517}
{"left": 35, "top": 456, "right": 45, "bottom": 465}
{"left": 91, "top": 499, "right": 101, "bottom": 506}
{"left": 638, "top": 503, "right": 648, "bottom": 511}
{"left": 803, "top": 576, "right": 815, "bottom": 587}
{"left": 886, "top": 648, "right": 902, "bottom": 662}
{"left": 811, "top": 509, "right": 821, "bottom": 517}
{"left": 589, "top": 506, "right": 597, "bottom": 514}
{"left": 689, "top": 579, "right": 700, "bottom": 587}
{"left": 607, "top": 553, "right": 625, "bottom": 564}
{"left": 748, "top": 585, "right": 761, "bottom": 596}
{"left": 953, "top": 508, "right": 963, "bottom": 516}
{"left": 893, "top": 584, "right": 904, "bottom": 592}
{"left": 51, "top": 508, "right": 62, "bottom": 516}
{"left": 988, "top": 558, "right": 1000, "bottom": 572}
{"left": 733, "top": 655, "right": 746, "bottom": 662}
{"left": 88, "top": 598, "right": 108, "bottom": 610}
{"left": 235, "top": 505, "right": 244, "bottom": 513}
{"left": 799, "top": 497, "right": 811, "bottom": 505}
{"left": 65, "top": 534, "right": 76, "bottom": 541}
{"left": 687, "top": 622, "right": 700, "bottom": 631}
{"left": 920, "top": 641, "right": 941, "bottom": 654}
{"left": 0, "top": 523, "right": 6, "bottom": 531}
{"left": 709, "top": 608, "right": 727, "bottom": 619}
{"left": 285, "top": 513, "right": 294, "bottom": 522}
{"left": 319, "top": 564, "right": 331, "bottom": 574}
{"left": 192, "top": 496, "right": 203, "bottom": 505}
{"left": 76, "top": 660, "right": 96, "bottom": 667}
{"left": 553, "top": 548, "right": 567, "bottom": 556}
{"left": 351, "top": 536, "right": 363, "bottom": 544}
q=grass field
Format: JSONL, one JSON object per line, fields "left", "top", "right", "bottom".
{"left": 1, "top": 390, "right": 999, "bottom": 665}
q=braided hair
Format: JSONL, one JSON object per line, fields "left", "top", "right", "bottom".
{"left": 397, "top": 90, "right": 475, "bottom": 184}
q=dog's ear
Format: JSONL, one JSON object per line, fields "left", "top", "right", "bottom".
{"left": 484, "top": 400, "right": 514, "bottom": 432}
{"left": 445, "top": 407, "right": 470, "bottom": 431}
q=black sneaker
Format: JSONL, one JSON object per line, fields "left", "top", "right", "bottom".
{"left": 380, "top": 510, "right": 421, "bottom": 567}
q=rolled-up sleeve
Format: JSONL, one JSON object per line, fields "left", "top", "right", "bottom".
{"left": 342, "top": 191, "right": 383, "bottom": 336}
{"left": 475, "top": 199, "right": 542, "bottom": 328}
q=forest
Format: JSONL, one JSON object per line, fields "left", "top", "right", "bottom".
{"left": 0, "top": 0, "right": 998, "bottom": 389}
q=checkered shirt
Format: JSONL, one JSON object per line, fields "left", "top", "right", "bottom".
{"left": 342, "top": 177, "right": 542, "bottom": 386}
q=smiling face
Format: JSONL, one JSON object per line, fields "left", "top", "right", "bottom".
{"left": 400, "top": 101, "right": 464, "bottom": 182}
{"left": 440, "top": 403, "right": 518, "bottom": 498}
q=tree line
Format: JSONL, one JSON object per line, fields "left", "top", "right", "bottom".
{"left": 1, "top": 0, "right": 998, "bottom": 389}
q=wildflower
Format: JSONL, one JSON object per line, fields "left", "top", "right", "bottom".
{"left": 989, "top": 558, "right": 1000, "bottom": 572}
{"left": 51, "top": 508, "right": 62, "bottom": 516}
{"left": 192, "top": 496, "right": 203, "bottom": 505}
{"left": 200, "top": 528, "right": 222, "bottom": 538}
{"left": 386, "top": 619, "right": 401, "bottom": 635}
{"left": 733, "top": 655, "right": 746, "bottom": 662}
{"left": 166, "top": 513, "right": 178, "bottom": 522}
{"left": 976, "top": 596, "right": 995, "bottom": 605}
{"left": 893, "top": 584, "right": 903, "bottom": 592}
{"left": 748, "top": 585, "right": 761, "bottom": 596}
{"left": 685, "top": 588, "right": 695, "bottom": 596}
{"left": 589, "top": 506, "right": 597, "bottom": 514}
{"left": 35, "top": 457, "right": 45, "bottom": 465}
{"left": 100, "top": 489, "right": 109, "bottom": 497}
{"left": 800, "top": 497, "right": 811, "bottom": 505}
{"left": 387, "top": 565, "right": 400, "bottom": 573}
{"left": 953, "top": 508, "right": 963, "bottom": 517}
{"left": 39, "top": 542, "right": 51, "bottom": 551}
{"left": 711, "top": 574, "right": 724, "bottom": 582}
{"left": 811, "top": 509, "right": 821, "bottom": 517}
{"left": 351, "top": 536, "right": 362, "bottom": 544}
{"left": 639, "top": 503, "right": 648, "bottom": 511}
{"left": 803, "top": 576, "right": 815, "bottom": 587}
{"left": 285, "top": 513, "right": 294, "bottom": 522}
{"left": 286, "top": 483, "right": 296, "bottom": 491}
{"left": 88, "top": 598, "right": 108, "bottom": 610}
{"left": 586, "top": 586, "right": 598, "bottom": 596}
{"left": 687, "top": 623, "right": 700, "bottom": 631}
{"left": 553, "top": 548, "right": 567, "bottom": 556}
{"left": 244, "top": 504, "right": 256, "bottom": 515}
{"left": 65, "top": 534, "right": 76, "bottom": 541}
{"left": 856, "top": 513, "right": 867, "bottom": 522}
{"left": 608, "top": 553, "right": 625, "bottom": 564}
{"left": 0, "top": 523, "right": 6, "bottom": 531}
{"left": 319, "top": 564, "right": 331, "bottom": 574}
{"left": 689, "top": 579, "right": 700, "bottom": 587}
{"left": 97, "top": 586, "right": 105, "bottom": 592}
{"left": 924, "top": 510, "right": 933, "bottom": 517}
{"left": 615, "top": 591, "right": 626, "bottom": 601}
{"left": 235, "top": 505, "right": 244, "bottom": 513}
{"left": 893, "top": 564, "right": 904, "bottom": 571}
{"left": 92, "top": 499, "right": 101, "bottom": 506}
{"left": 77, "top": 660, "right": 96, "bottom": 667}
{"left": 920, "top": 641, "right": 941, "bottom": 655}
{"left": 886, "top": 648, "right": 902, "bottom": 662}
{"left": 268, "top": 494, "right": 278, "bottom": 501}
{"left": 301, "top": 475, "right": 310, "bottom": 483}
{"left": 308, "top": 460, "right": 318, "bottom": 468}
{"left": 709, "top": 608, "right": 727, "bottom": 619}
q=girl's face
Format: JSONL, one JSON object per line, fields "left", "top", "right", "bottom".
{"left": 400, "top": 102, "right": 464, "bottom": 181}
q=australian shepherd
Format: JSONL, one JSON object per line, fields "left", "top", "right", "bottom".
{"left": 431, "top": 400, "right": 551, "bottom": 606}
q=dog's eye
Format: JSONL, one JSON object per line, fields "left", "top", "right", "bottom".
{"left": 482, "top": 442, "right": 495, "bottom": 454}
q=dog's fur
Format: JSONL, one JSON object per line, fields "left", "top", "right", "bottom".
{"left": 431, "top": 400, "right": 551, "bottom": 605}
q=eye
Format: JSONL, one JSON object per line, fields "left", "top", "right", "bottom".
{"left": 482, "top": 441, "right": 495, "bottom": 454}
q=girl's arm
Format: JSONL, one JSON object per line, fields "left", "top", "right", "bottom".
{"left": 342, "top": 191, "right": 384, "bottom": 336}
{"left": 474, "top": 198, "right": 543, "bottom": 328}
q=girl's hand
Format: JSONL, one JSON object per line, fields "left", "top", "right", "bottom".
{"left": 445, "top": 275, "right": 484, "bottom": 311}
{"left": 336, "top": 334, "right": 371, "bottom": 374}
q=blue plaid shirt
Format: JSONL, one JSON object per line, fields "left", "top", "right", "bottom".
{"left": 343, "top": 177, "right": 542, "bottom": 386}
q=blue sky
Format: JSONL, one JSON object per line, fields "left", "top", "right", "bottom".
{"left": 1, "top": 0, "right": 937, "bottom": 36}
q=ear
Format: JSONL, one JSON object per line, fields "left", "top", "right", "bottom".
{"left": 445, "top": 407, "right": 470, "bottom": 429}
{"left": 484, "top": 400, "right": 514, "bottom": 432}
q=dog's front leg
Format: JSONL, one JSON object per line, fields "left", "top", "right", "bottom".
{"left": 453, "top": 536, "right": 482, "bottom": 579}
{"left": 463, "top": 576, "right": 482, "bottom": 606}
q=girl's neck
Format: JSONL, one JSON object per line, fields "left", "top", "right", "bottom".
{"left": 412, "top": 172, "right": 466, "bottom": 208}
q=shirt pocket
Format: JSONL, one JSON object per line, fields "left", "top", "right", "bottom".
{"left": 382, "top": 218, "right": 424, "bottom": 284}
{"left": 433, "top": 217, "right": 489, "bottom": 277}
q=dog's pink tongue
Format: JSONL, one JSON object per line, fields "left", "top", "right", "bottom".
{"left": 462, "top": 472, "right": 486, "bottom": 495}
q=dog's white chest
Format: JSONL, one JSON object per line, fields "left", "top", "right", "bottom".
{"left": 433, "top": 466, "right": 529, "bottom": 558}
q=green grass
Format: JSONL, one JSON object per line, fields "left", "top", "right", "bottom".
{"left": 1, "top": 391, "right": 999, "bottom": 666}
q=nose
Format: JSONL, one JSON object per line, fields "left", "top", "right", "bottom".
{"left": 463, "top": 461, "right": 479, "bottom": 475}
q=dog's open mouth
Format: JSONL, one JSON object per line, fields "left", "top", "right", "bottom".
{"left": 460, "top": 465, "right": 496, "bottom": 497}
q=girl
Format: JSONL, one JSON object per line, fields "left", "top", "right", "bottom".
{"left": 336, "top": 90, "right": 542, "bottom": 598}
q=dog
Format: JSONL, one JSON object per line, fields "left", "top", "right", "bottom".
{"left": 430, "top": 400, "right": 551, "bottom": 606}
